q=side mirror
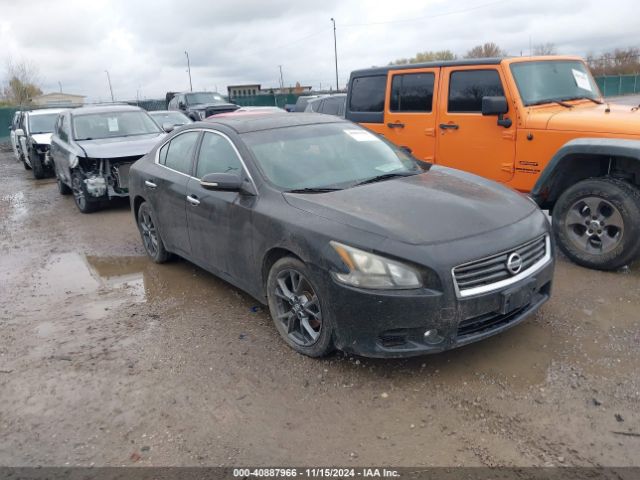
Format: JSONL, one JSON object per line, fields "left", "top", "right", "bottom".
{"left": 15, "top": 128, "right": 25, "bottom": 136}
{"left": 482, "top": 96, "right": 511, "bottom": 128}
{"left": 162, "top": 122, "right": 175, "bottom": 133}
{"left": 178, "top": 102, "right": 186, "bottom": 109}
{"left": 200, "top": 173, "right": 243, "bottom": 192}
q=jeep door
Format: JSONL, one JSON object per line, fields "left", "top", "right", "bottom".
{"left": 436, "top": 66, "right": 515, "bottom": 182}
{"left": 383, "top": 68, "right": 439, "bottom": 162}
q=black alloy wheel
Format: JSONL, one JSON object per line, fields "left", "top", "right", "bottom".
{"left": 137, "top": 202, "right": 170, "bottom": 263}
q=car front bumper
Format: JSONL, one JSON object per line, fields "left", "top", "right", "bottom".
{"left": 316, "top": 257, "right": 554, "bottom": 358}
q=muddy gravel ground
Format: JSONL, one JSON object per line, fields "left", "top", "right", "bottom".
{"left": 0, "top": 147, "right": 639, "bottom": 468}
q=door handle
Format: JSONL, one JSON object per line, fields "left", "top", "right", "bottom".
{"left": 439, "top": 123, "right": 459, "bottom": 130}
{"left": 186, "top": 195, "right": 200, "bottom": 206}
{"left": 144, "top": 180, "right": 157, "bottom": 189}
{"left": 387, "top": 122, "right": 405, "bottom": 129}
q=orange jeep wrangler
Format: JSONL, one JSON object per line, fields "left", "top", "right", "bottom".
{"left": 345, "top": 56, "right": 640, "bottom": 271}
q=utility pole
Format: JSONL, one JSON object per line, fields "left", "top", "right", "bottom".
{"left": 104, "top": 70, "right": 114, "bottom": 102}
{"left": 185, "top": 51, "right": 193, "bottom": 92}
{"left": 330, "top": 18, "right": 339, "bottom": 91}
{"left": 58, "top": 81, "right": 62, "bottom": 93}
{"left": 278, "top": 65, "right": 284, "bottom": 90}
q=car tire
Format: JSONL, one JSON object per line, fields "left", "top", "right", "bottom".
{"left": 71, "top": 170, "right": 99, "bottom": 214}
{"left": 31, "top": 151, "right": 45, "bottom": 179}
{"left": 22, "top": 154, "right": 31, "bottom": 170}
{"left": 553, "top": 177, "right": 640, "bottom": 270}
{"left": 266, "top": 257, "right": 335, "bottom": 357}
{"left": 137, "top": 202, "right": 171, "bottom": 263}
{"left": 57, "top": 175, "right": 72, "bottom": 195}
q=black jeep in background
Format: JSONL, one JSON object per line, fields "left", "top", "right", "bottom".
{"left": 166, "top": 91, "right": 239, "bottom": 121}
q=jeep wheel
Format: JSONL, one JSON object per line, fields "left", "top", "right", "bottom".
{"left": 553, "top": 178, "right": 640, "bottom": 270}
{"left": 71, "top": 171, "right": 99, "bottom": 214}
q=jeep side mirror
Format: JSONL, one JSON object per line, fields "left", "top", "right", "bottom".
{"left": 178, "top": 102, "right": 185, "bottom": 109}
{"left": 482, "top": 96, "right": 511, "bottom": 128}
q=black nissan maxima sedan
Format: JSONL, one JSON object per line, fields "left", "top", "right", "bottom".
{"left": 129, "top": 113, "right": 554, "bottom": 358}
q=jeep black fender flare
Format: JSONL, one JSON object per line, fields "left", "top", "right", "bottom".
{"left": 531, "top": 137, "right": 640, "bottom": 209}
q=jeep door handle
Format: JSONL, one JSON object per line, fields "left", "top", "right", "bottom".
{"left": 144, "top": 180, "right": 157, "bottom": 189}
{"left": 439, "top": 123, "right": 459, "bottom": 130}
{"left": 186, "top": 195, "right": 200, "bottom": 206}
{"left": 387, "top": 122, "right": 405, "bottom": 129}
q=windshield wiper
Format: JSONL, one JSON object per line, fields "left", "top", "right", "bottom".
{"left": 354, "top": 172, "right": 416, "bottom": 187}
{"left": 528, "top": 99, "right": 573, "bottom": 108}
{"left": 286, "top": 187, "right": 342, "bottom": 194}
{"left": 561, "top": 96, "right": 604, "bottom": 105}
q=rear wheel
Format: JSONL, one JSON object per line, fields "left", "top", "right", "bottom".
{"left": 137, "top": 202, "right": 171, "bottom": 263}
{"left": 266, "top": 257, "right": 334, "bottom": 357}
{"left": 71, "top": 170, "right": 99, "bottom": 213}
{"left": 553, "top": 177, "right": 640, "bottom": 270}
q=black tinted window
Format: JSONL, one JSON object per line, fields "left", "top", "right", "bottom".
{"left": 448, "top": 70, "right": 504, "bottom": 113}
{"left": 196, "top": 132, "right": 243, "bottom": 178}
{"left": 349, "top": 76, "right": 386, "bottom": 112}
{"left": 164, "top": 131, "right": 199, "bottom": 174}
{"left": 390, "top": 73, "right": 435, "bottom": 112}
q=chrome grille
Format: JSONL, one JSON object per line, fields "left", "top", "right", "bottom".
{"left": 453, "top": 235, "right": 548, "bottom": 297}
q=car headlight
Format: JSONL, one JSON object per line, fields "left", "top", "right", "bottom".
{"left": 330, "top": 241, "right": 422, "bottom": 289}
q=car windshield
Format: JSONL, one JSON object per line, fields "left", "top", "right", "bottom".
{"left": 150, "top": 111, "right": 191, "bottom": 125}
{"left": 242, "top": 123, "right": 423, "bottom": 191}
{"left": 28, "top": 113, "right": 59, "bottom": 134}
{"left": 73, "top": 111, "right": 161, "bottom": 140}
{"left": 510, "top": 60, "right": 601, "bottom": 106}
{"left": 186, "top": 93, "right": 225, "bottom": 105}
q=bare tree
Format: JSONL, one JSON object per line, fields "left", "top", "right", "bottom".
{"left": 533, "top": 43, "right": 557, "bottom": 56}
{"left": 464, "top": 42, "right": 508, "bottom": 59}
{"left": 390, "top": 50, "right": 457, "bottom": 65}
{"left": 586, "top": 47, "right": 640, "bottom": 76}
{"left": 3, "top": 58, "right": 42, "bottom": 105}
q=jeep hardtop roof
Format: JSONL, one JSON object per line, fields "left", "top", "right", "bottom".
{"left": 350, "top": 58, "right": 504, "bottom": 77}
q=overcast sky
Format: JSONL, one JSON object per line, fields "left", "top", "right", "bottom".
{"left": 0, "top": 0, "right": 635, "bottom": 101}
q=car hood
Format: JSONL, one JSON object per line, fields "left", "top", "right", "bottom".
{"left": 283, "top": 166, "right": 539, "bottom": 245}
{"left": 32, "top": 133, "right": 52, "bottom": 145}
{"left": 526, "top": 103, "right": 640, "bottom": 136}
{"left": 76, "top": 133, "right": 165, "bottom": 158}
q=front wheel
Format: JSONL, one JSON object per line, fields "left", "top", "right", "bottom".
{"left": 266, "top": 257, "right": 334, "bottom": 357}
{"left": 31, "top": 151, "right": 45, "bottom": 179}
{"left": 71, "top": 170, "right": 99, "bottom": 213}
{"left": 553, "top": 177, "right": 640, "bottom": 270}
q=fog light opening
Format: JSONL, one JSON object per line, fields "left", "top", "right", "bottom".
{"left": 424, "top": 329, "right": 444, "bottom": 345}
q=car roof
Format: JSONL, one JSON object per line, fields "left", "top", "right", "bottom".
{"left": 308, "top": 94, "right": 346, "bottom": 104}
{"left": 70, "top": 104, "right": 144, "bottom": 116}
{"left": 203, "top": 112, "right": 344, "bottom": 133}
{"left": 27, "top": 108, "right": 67, "bottom": 116}
{"left": 351, "top": 57, "right": 504, "bottom": 76}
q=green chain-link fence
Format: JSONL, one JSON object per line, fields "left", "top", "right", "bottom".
{"left": 0, "top": 107, "right": 19, "bottom": 144}
{"left": 595, "top": 75, "right": 640, "bottom": 97}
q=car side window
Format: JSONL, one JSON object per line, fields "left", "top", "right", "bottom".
{"left": 349, "top": 75, "right": 387, "bottom": 112}
{"left": 195, "top": 132, "right": 243, "bottom": 178}
{"left": 448, "top": 70, "right": 504, "bottom": 113}
{"left": 163, "top": 131, "right": 200, "bottom": 174}
{"left": 390, "top": 73, "right": 435, "bottom": 112}
{"left": 59, "top": 116, "right": 69, "bottom": 142}
{"left": 321, "top": 98, "right": 341, "bottom": 115}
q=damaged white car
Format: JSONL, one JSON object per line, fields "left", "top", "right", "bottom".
{"left": 50, "top": 105, "right": 165, "bottom": 213}
{"left": 17, "top": 108, "right": 67, "bottom": 179}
